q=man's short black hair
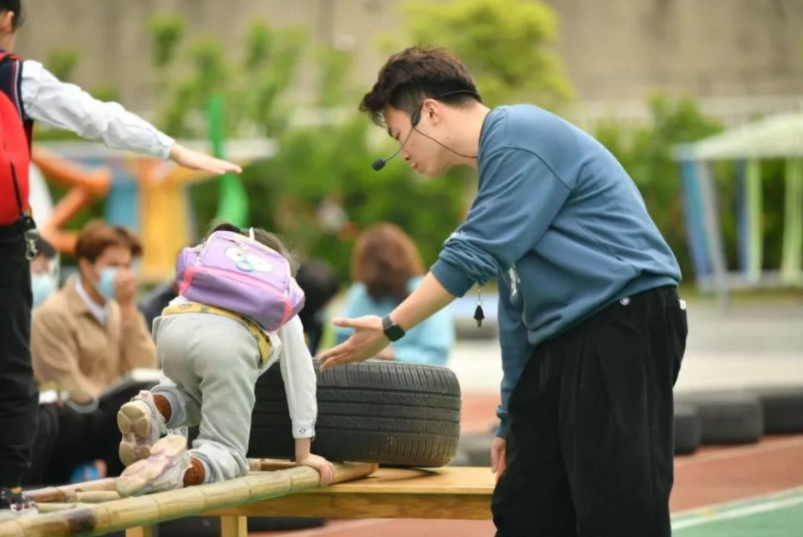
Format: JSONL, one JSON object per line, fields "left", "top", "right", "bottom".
{"left": 0, "top": 0, "right": 24, "bottom": 29}
{"left": 359, "top": 46, "right": 482, "bottom": 127}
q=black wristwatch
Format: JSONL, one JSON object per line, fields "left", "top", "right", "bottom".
{"left": 381, "top": 315, "right": 406, "bottom": 342}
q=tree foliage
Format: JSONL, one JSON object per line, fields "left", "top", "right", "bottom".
{"left": 399, "top": 0, "right": 573, "bottom": 109}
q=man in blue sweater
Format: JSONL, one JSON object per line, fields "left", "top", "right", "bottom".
{"left": 320, "top": 46, "right": 688, "bottom": 537}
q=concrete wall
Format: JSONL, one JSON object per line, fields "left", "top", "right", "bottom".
{"left": 15, "top": 0, "right": 803, "bottom": 112}
{"left": 544, "top": 0, "right": 803, "bottom": 100}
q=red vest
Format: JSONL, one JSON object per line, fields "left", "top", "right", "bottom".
{"left": 0, "top": 50, "right": 33, "bottom": 226}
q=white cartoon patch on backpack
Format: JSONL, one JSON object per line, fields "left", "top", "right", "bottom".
{"left": 224, "top": 246, "right": 274, "bottom": 273}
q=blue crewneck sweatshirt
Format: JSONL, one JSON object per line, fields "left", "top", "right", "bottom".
{"left": 430, "top": 105, "right": 681, "bottom": 437}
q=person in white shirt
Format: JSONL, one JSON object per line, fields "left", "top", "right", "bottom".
{"left": 3, "top": 12, "right": 241, "bottom": 174}
{"left": 0, "top": 1, "right": 240, "bottom": 518}
{"left": 114, "top": 223, "right": 335, "bottom": 496}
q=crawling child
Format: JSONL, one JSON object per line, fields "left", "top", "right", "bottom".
{"left": 115, "top": 223, "right": 334, "bottom": 495}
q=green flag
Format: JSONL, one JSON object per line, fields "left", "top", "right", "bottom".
{"left": 209, "top": 93, "right": 249, "bottom": 227}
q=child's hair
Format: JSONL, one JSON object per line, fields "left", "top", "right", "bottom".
{"left": 207, "top": 222, "right": 299, "bottom": 276}
{"left": 0, "top": 1, "right": 24, "bottom": 30}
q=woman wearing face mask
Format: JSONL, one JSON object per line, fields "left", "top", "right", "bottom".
{"left": 31, "top": 220, "right": 157, "bottom": 405}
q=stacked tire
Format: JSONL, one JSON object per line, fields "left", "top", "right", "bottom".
{"left": 673, "top": 386, "right": 803, "bottom": 456}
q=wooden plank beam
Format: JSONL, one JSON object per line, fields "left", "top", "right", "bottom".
{"left": 212, "top": 493, "right": 492, "bottom": 520}
{"left": 209, "top": 467, "right": 495, "bottom": 520}
{"left": 124, "top": 526, "right": 153, "bottom": 537}
{"left": 219, "top": 516, "right": 247, "bottom": 537}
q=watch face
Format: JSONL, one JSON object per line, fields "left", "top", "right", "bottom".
{"left": 386, "top": 324, "right": 405, "bottom": 342}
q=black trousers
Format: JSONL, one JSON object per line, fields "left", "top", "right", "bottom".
{"left": 24, "top": 387, "right": 140, "bottom": 486}
{"left": 492, "top": 286, "right": 688, "bottom": 537}
{"left": 0, "top": 223, "right": 39, "bottom": 487}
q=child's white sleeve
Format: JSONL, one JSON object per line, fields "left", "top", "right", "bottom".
{"left": 20, "top": 60, "right": 174, "bottom": 159}
{"left": 277, "top": 316, "right": 317, "bottom": 439}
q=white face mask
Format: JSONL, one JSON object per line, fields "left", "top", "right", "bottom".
{"left": 31, "top": 274, "right": 57, "bottom": 308}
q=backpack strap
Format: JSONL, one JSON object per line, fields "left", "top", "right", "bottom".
{"left": 161, "top": 301, "right": 272, "bottom": 363}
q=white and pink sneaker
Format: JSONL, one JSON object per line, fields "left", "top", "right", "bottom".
{"left": 116, "top": 435, "right": 190, "bottom": 497}
{"left": 117, "top": 391, "right": 167, "bottom": 467}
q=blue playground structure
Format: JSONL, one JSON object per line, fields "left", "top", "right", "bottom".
{"left": 676, "top": 111, "right": 803, "bottom": 306}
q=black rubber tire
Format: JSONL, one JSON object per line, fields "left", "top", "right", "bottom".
{"left": 249, "top": 359, "right": 461, "bottom": 467}
{"left": 675, "top": 391, "right": 763, "bottom": 445}
{"left": 747, "top": 386, "right": 803, "bottom": 434}
{"left": 673, "top": 403, "right": 702, "bottom": 455}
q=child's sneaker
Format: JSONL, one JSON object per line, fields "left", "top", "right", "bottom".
{"left": 0, "top": 487, "right": 38, "bottom": 521}
{"left": 116, "top": 435, "right": 190, "bottom": 497}
{"left": 118, "top": 391, "right": 167, "bottom": 467}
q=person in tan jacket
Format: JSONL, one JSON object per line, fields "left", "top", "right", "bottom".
{"left": 32, "top": 221, "right": 157, "bottom": 404}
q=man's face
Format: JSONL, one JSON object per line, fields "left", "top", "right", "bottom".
{"left": 79, "top": 245, "right": 133, "bottom": 288}
{"left": 383, "top": 105, "right": 451, "bottom": 177}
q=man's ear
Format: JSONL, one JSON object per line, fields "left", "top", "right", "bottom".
{"left": 0, "top": 11, "right": 14, "bottom": 33}
{"left": 422, "top": 99, "right": 442, "bottom": 125}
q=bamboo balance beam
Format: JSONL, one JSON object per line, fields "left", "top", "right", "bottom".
{"left": 0, "top": 463, "right": 376, "bottom": 537}
{"left": 27, "top": 480, "right": 118, "bottom": 504}
{"left": 73, "top": 493, "right": 121, "bottom": 505}
{"left": 27, "top": 459, "right": 298, "bottom": 505}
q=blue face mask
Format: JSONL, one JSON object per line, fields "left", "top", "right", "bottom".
{"left": 97, "top": 267, "right": 119, "bottom": 301}
{"left": 31, "top": 274, "right": 57, "bottom": 308}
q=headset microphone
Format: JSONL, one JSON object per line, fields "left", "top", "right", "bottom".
{"left": 369, "top": 91, "right": 478, "bottom": 171}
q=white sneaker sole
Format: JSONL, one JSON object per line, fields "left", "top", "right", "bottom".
{"left": 118, "top": 401, "right": 155, "bottom": 467}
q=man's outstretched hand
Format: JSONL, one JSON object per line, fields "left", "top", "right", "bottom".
{"left": 169, "top": 144, "right": 243, "bottom": 175}
{"left": 318, "top": 315, "right": 389, "bottom": 372}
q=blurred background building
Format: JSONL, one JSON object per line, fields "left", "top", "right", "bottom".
{"left": 19, "top": 0, "right": 803, "bottom": 128}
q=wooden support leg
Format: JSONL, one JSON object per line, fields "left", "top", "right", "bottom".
{"left": 220, "top": 516, "right": 248, "bottom": 537}
{"left": 125, "top": 526, "right": 154, "bottom": 537}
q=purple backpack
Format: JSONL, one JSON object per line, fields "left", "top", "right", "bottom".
{"left": 176, "top": 230, "right": 305, "bottom": 331}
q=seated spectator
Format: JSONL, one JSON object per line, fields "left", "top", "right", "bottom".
{"left": 30, "top": 236, "right": 58, "bottom": 309}
{"left": 24, "top": 234, "right": 129, "bottom": 485}
{"left": 25, "top": 388, "right": 137, "bottom": 485}
{"left": 31, "top": 220, "right": 157, "bottom": 404}
{"left": 335, "top": 223, "right": 454, "bottom": 366}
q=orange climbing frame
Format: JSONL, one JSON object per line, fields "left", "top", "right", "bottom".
{"left": 31, "top": 147, "right": 111, "bottom": 253}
